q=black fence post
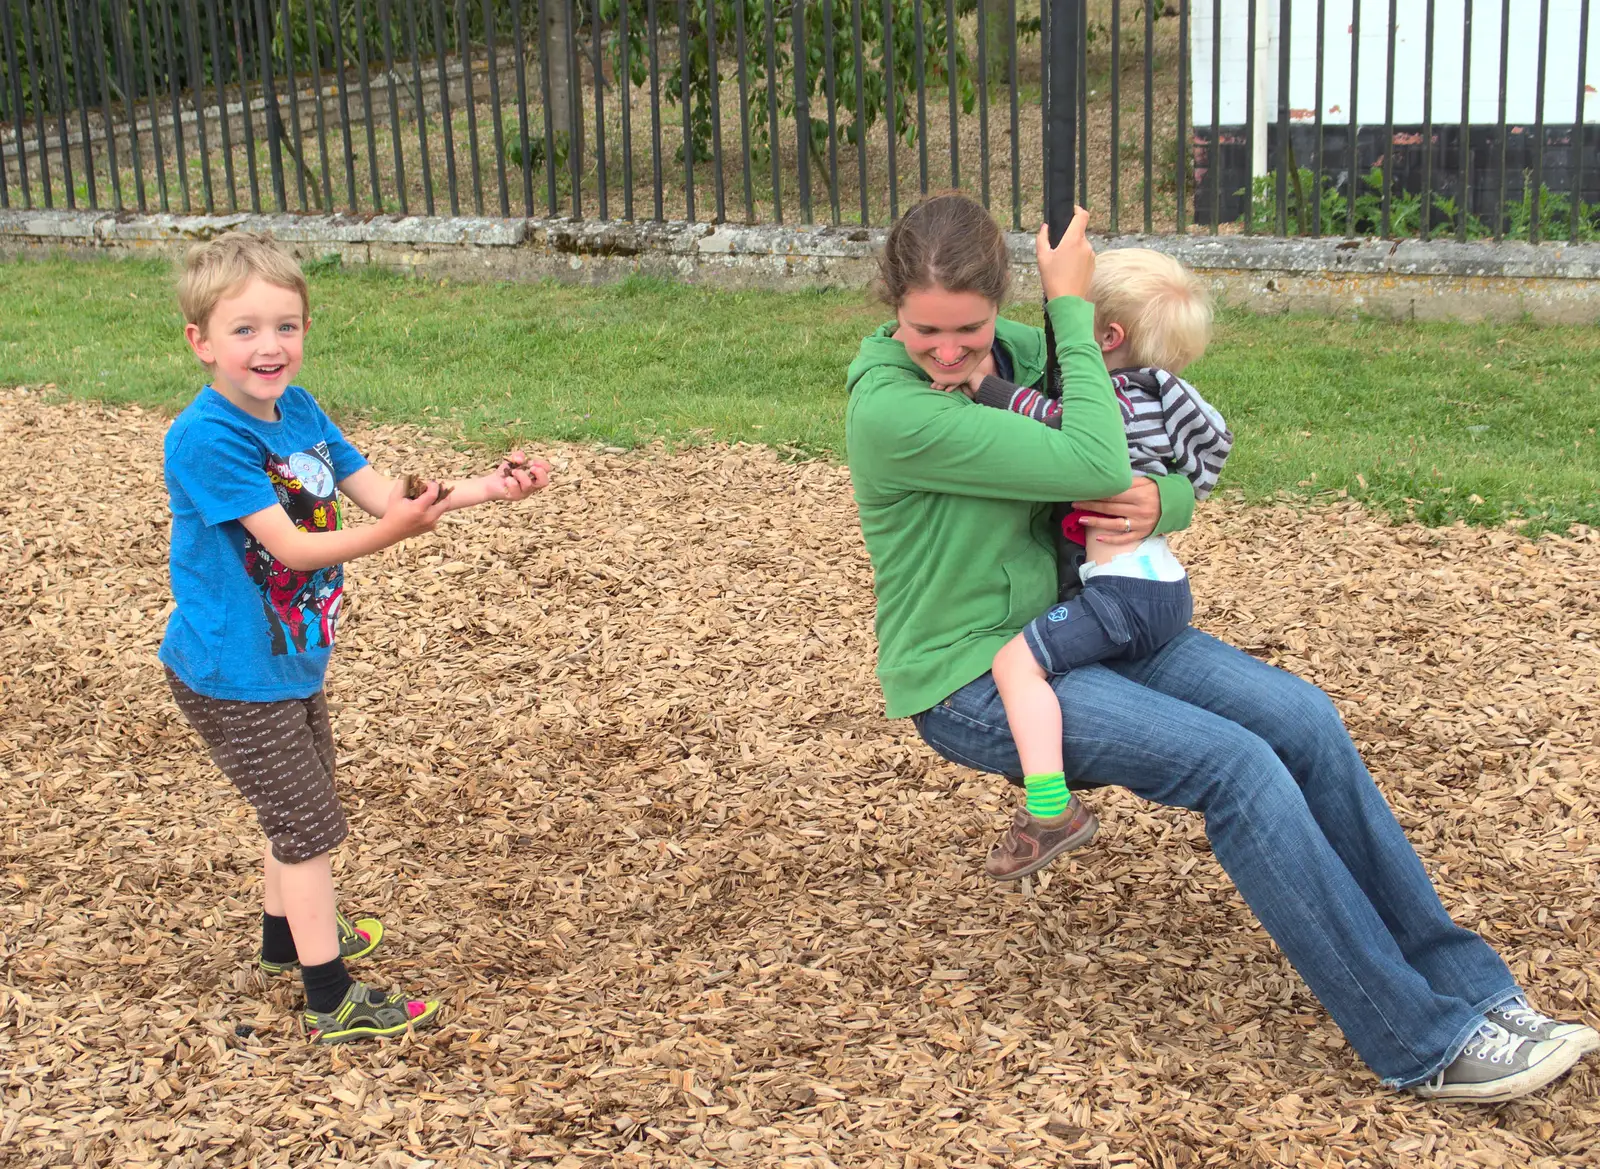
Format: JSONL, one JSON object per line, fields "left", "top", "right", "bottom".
{"left": 281, "top": 0, "right": 309, "bottom": 209}
{"left": 851, "top": 0, "right": 866, "bottom": 225}
{"left": 96, "top": 0, "right": 124, "bottom": 210}
{"left": 619, "top": 0, "right": 634, "bottom": 221}
{"left": 432, "top": 0, "right": 460, "bottom": 215}
{"left": 1008, "top": 0, "right": 1020, "bottom": 229}
{"left": 1458, "top": 0, "right": 1472, "bottom": 242}
{"left": 1313, "top": 0, "right": 1325, "bottom": 235}
{"left": 589, "top": 0, "right": 605, "bottom": 221}
{"left": 821, "top": 0, "right": 837, "bottom": 223}
{"left": 1531, "top": 0, "right": 1550, "bottom": 242}
{"left": 977, "top": 0, "right": 990, "bottom": 212}
{"left": 45, "top": 0, "right": 77, "bottom": 209}
{"left": 1346, "top": 0, "right": 1359, "bottom": 235}
{"left": 0, "top": 0, "right": 28, "bottom": 209}
{"left": 459, "top": 0, "right": 486, "bottom": 215}
{"left": 946, "top": 0, "right": 958, "bottom": 189}
{"left": 882, "top": 0, "right": 896, "bottom": 221}
{"left": 112, "top": 0, "right": 146, "bottom": 211}
{"left": 765, "top": 0, "right": 781, "bottom": 222}
{"left": 1422, "top": 0, "right": 1434, "bottom": 238}
{"left": 793, "top": 0, "right": 811, "bottom": 222}
{"left": 1209, "top": 0, "right": 1220, "bottom": 233}
{"left": 1382, "top": 0, "right": 1396, "bottom": 236}
{"left": 179, "top": 0, "right": 210, "bottom": 212}
{"left": 350, "top": 0, "right": 382, "bottom": 212}
{"left": 159, "top": 0, "right": 185, "bottom": 210}
{"left": 536, "top": 0, "right": 556, "bottom": 216}
{"left": 228, "top": 0, "right": 257, "bottom": 212}
{"left": 1109, "top": 0, "right": 1119, "bottom": 231}
{"left": 678, "top": 0, "right": 693, "bottom": 222}
{"left": 1494, "top": 0, "right": 1510, "bottom": 239}
{"left": 1175, "top": 0, "right": 1187, "bottom": 232}
{"left": 647, "top": 0, "right": 662, "bottom": 220}
{"left": 1244, "top": 0, "right": 1256, "bottom": 234}
{"left": 206, "top": 0, "right": 237, "bottom": 212}
{"left": 510, "top": 0, "right": 531, "bottom": 217}
{"left": 21, "top": 0, "right": 53, "bottom": 208}
{"left": 381, "top": 0, "right": 412, "bottom": 216}
{"left": 484, "top": 0, "right": 510, "bottom": 217}
{"left": 314, "top": 0, "right": 339, "bottom": 212}
{"left": 1574, "top": 0, "right": 1590, "bottom": 244}
{"left": 1141, "top": 0, "right": 1152, "bottom": 232}
{"left": 135, "top": 0, "right": 166, "bottom": 211}
{"left": 254, "top": 0, "right": 287, "bottom": 211}
{"left": 914, "top": 0, "right": 928, "bottom": 196}
{"left": 1277, "top": 0, "right": 1291, "bottom": 238}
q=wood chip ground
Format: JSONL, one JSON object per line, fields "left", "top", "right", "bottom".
{"left": 2, "top": 387, "right": 1597, "bottom": 1168}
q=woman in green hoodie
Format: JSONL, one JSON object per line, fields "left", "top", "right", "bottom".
{"left": 843, "top": 192, "right": 1594, "bottom": 1102}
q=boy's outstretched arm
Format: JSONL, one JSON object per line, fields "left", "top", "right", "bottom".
{"left": 336, "top": 465, "right": 403, "bottom": 518}
{"left": 241, "top": 480, "right": 453, "bottom": 572}
{"left": 337, "top": 452, "right": 551, "bottom": 519}
{"left": 437, "top": 450, "right": 551, "bottom": 513}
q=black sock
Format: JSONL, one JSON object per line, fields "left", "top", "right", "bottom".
{"left": 261, "top": 913, "right": 298, "bottom": 965}
{"left": 301, "top": 957, "right": 354, "bottom": 1014}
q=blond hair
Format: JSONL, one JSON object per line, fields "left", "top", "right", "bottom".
{"left": 1089, "top": 248, "right": 1211, "bottom": 372}
{"left": 177, "top": 231, "right": 309, "bottom": 334}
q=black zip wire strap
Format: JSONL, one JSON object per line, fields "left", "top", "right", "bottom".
{"left": 1042, "top": 0, "right": 1079, "bottom": 400}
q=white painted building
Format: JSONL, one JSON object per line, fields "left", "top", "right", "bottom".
{"left": 1191, "top": 0, "right": 1600, "bottom": 178}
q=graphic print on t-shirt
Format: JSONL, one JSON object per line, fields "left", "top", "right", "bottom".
{"left": 243, "top": 442, "right": 344, "bottom": 655}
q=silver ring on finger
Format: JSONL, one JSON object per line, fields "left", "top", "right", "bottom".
{"left": 1123, "top": 517, "right": 1132, "bottom": 534}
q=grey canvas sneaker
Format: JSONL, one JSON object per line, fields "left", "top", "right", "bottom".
{"left": 1487, "top": 996, "right": 1600, "bottom": 1055}
{"left": 1412, "top": 1020, "right": 1586, "bottom": 1103}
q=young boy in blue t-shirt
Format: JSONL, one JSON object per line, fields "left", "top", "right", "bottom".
{"left": 161, "top": 231, "right": 549, "bottom": 1044}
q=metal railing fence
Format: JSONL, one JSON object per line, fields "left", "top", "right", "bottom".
{"left": 2, "top": 1, "right": 1597, "bottom": 240}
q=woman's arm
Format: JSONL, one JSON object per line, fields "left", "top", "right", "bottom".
{"left": 1151, "top": 473, "right": 1196, "bottom": 534}
{"left": 1073, "top": 472, "right": 1196, "bottom": 547}
{"left": 849, "top": 296, "right": 1132, "bottom": 504}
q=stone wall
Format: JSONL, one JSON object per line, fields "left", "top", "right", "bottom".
{"left": 6, "top": 208, "right": 1600, "bottom": 323}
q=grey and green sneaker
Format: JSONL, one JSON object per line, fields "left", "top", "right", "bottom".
{"left": 1412, "top": 1020, "right": 1586, "bottom": 1103}
{"left": 258, "top": 911, "right": 384, "bottom": 975}
{"left": 1487, "top": 996, "right": 1600, "bottom": 1054}
{"left": 303, "top": 981, "right": 441, "bottom": 1045}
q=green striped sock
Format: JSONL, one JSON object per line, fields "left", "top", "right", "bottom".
{"left": 1023, "top": 772, "right": 1072, "bottom": 819}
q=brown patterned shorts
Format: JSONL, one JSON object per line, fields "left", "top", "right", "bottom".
{"left": 166, "top": 670, "right": 350, "bottom": 864}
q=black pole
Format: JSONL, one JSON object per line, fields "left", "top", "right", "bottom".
{"left": 1045, "top": 0, "right": 1078, "bottom": 247}
{"left": 1044, "top": 0, "right": 1079, "bottom": 398}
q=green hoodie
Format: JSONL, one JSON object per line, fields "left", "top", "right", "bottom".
{"left": 845, "top": 296, "right": 1196, "bottom": 718}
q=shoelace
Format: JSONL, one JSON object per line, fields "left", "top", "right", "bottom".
{"left": 1493, "top": 996, "right": 1556, "bottom": 1034}
{"left": 1464, "top": 1021, "right": 1529, "bottom": 1066}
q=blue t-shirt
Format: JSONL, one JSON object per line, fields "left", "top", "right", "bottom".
{"left": 159, "top": 385, "right": 368, "bottom": 700}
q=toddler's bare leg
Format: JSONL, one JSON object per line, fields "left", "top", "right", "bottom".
{"left": 993, "top": 633, "right": 1063, "bottom": 777}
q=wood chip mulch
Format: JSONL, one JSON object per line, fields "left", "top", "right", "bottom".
{"left": 2, "top": 386, "right": 1597, "bottom": 1168}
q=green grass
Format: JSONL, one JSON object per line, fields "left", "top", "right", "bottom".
{"left": 3, "top": 254, "right": 1596, "bottom": 533}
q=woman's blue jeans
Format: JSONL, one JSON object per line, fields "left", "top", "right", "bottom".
{"left": 911, "top": 627, "right": 1519, "bottom": 1087}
